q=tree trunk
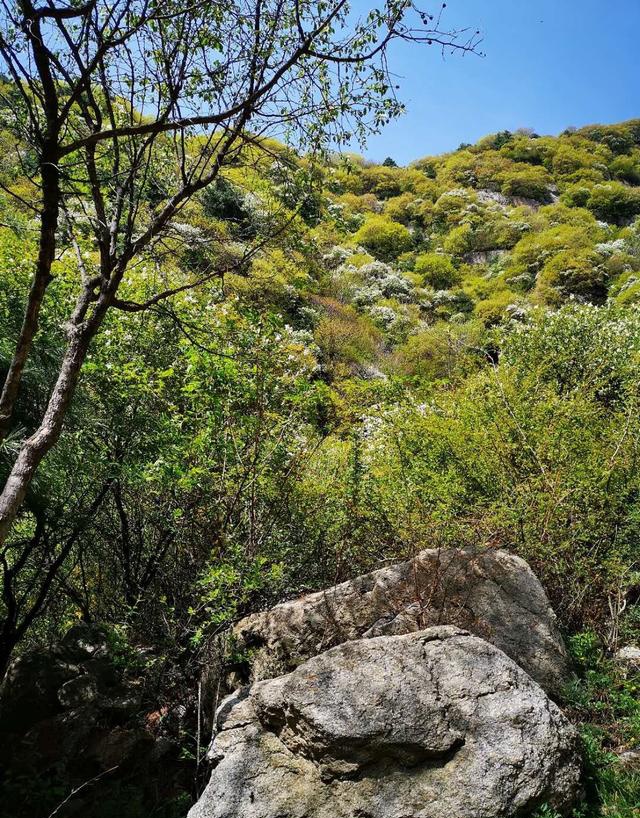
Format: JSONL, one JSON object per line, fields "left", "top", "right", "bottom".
{"left": 0, "top": 634, "right": 16, "bottom": 686}
{"left": 0, "top": 147, "right": 60, "bottom": 441}
{"left": 0, "top": 326, "right": 94, "bottom": 547}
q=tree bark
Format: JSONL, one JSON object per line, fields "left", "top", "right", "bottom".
{"left": 0, "top": 149, "right": 60, "bottom": 440}
{"left": 0, "top": 2, "right": 61, "bottom": 440}
{"left": 0, "top": 325, "right": 95, "bottom": 546}
{"left": 0, "top": 634, "right": 17, "bottom": 685}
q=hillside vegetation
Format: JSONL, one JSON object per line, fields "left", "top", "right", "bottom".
{"left": 2, "top": 119, "right": 640, "bottom": 816}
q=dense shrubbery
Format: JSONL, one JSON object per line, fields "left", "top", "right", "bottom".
{"left": 353, "top": 214, "right": 413, "bottom": 260}
{"left": 414, "top": 253, "right": 459, "bottom": 288}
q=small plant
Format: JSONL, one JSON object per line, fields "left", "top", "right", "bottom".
{"left": 564, "top": 632, "right": 640, "bottom": 817}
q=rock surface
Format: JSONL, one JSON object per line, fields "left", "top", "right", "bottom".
{"left": 229, "top": 548, "right": 571, "bottom": 697}
{"left": 0, "top": 622, "right": 191, "bottom": 818}
{"left": 190, "top": 627, "right": 581, "bottom": 818}
{"left": 615, "top": 645, "right": 640, "bottom": 674}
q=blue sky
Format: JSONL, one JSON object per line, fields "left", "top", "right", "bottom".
{"left": 353, "top": 0, "right": 640, "bottom": 164}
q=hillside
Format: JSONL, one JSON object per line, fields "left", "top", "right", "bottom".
{"left": 1, "top": 119, "right": 640, "bottom": 817}
{"left": 311, "top": 119, "right": 640, "bottom": 377}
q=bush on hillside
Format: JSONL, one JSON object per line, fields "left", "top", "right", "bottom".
{"left": 353, "top": 216, "right": 413, "bottom": 261}
{"left": 414, "top": 253, "right": 459, "bottom": 289}
{"left": 535, "top": 249, "right": 607, "bottom": 306}
{"left": 507, "top": 224, "right": 598, "bottom": 279}
{"left": 500, "top": 165, "right": 552, "bottom": 201}
{"left": 587, "top": 182, "right": 640, "bottom": 224}
{"left": 474, "top": 290, "right": 518, "bottom": 326}
{"left": 610, "top": 154, "right": 640, "bottom": 185}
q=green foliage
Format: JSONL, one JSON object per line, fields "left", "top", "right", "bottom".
{"left": 297, "top": 305, "right": 640, "bottom": 636}
{"left": 513, "top": 223, "right": 586, "bottom": 272}
{"left": 587, "top": 183, "right": 640, "bottom": 224}
{"left": 610, "top": 154, "right": 640, "bottom": 185}
{"left": 393, "top": 321, "right": 486, "bottom": 381}
{"left": 353, "top": 215, "right": 413, "bottom": 260}
{"left": 315, "top": 299, "right": 382, "bottom": 375}
{"left": 414, "top": 253, "right": 459, "bottom": 288}
{"left": 500, "top": 163, "right": 553, "bottom": 200}
{"left": 443, "top": 222, "right": 474, "bottom": 255}
{"left": 563, "top": 633, "right": 640, "bottom": 818}
{"left": 4, "top": 115, "right": 640, "bottom": 817}
{"left": 535, "top": 249, "right": 607, "bottom": 305}
{"left": 474, "top": 289, "right": 517, "bottom": 325}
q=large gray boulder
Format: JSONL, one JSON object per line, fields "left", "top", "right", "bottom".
{"left": 228, "top": 548, "right": 571, "bottom": 697}
{"left": 190, "top": 627, "right": 581, "bottom": 818}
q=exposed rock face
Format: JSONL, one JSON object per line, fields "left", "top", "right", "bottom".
{"left": 615, "top": 645, "right": 640, "bottom": 674}
{"left": 230, "top": 548, "right": 571, "bottom": 697}
{"left": 463, "top": 249, "right": 508, "bottom": 266}
{"left": 190, "top": 627, "right": 581, "bottom": 818}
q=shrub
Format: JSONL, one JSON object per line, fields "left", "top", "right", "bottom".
{"left": 579, "top": 123, "right": 637, "bottom": 154}
{"left": 474, "top": 290, "right": 518, "bottom": 326}
{"left": 430, "top": 287, "right": 474, "bottom": 319}
{"left": 336, "top": 192, "right": 381, "bottom": 214}
{"left": 613, "top": 275, "right": 640, "bottom": 306}
{"left": 353, "top": 216, "right": 413, "bottom": 261}
{"left": 552, "top": 144, "right": 604, "bottom": 178}
{"left": 439, "top": 151, "right": 478, "bottom": 187}
{"left": 314, "top": 300, "right": 382, "bottom": 375}
{"left": 500, "top": 165, "right": 552, "bottom": 201}
{"left": 414, "top": 253, "right": 459, "bottom": 289}
{"left": 500, "top": 135, "right": 548, "bottom": 165}
{"left": 360, "top": 166, "right": 403, "bottom": 199}
{"left": 392, "top": 321, "right": 487, "bottom": 381}
{"left": 587, "top": 182, "right": 640, "bottom": 224}
{"left": 535, "top": 249, "right": 607, "bottom": 306}
{"left": 384, "top": 192, "right": 418, "bottom": 225}
{"left": 561, "top": 183, "right": 595, "bottom": 209}
{"left": 507, "top": 224, "right": 597, "bottom": 279}
{"left": 433, "top": 189, "right": 477, "bottom": 227}
{"left": 443, "top": 223, "right": 475, "bottom": 256}
{"left": 202, "top": 176, "right": 257, "bottom": 238}
{"left": 610, "top": 154, "right": 640, "bottom": 185}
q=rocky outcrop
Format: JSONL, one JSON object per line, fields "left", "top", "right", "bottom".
{"left": 0, "top": 623, "right": 116, "bottom": 733}
{"left": 462, "top": 249, "right": 508, "bottom": 266}
{"left": 0, "top": 623, "right": 191, "bottom": 818}
{"left": 190, "top": 627, "right": 581, "bottom": 818}
{"left": 615, "top": 645, "right": 640, "bottom": 674}
{"left": 228, "top": 548, "right": 571, "bottom": 697}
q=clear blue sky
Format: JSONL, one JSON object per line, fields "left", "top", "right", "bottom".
{"left": 353, "top": 0, "right": 640, "bottom": 165}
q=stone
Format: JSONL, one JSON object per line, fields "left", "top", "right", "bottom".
{"left": 614, "top": 645, "right": 640, "bottom": 674}
{"left": 0, "top": 650, "right": 76, "bottom": 732}
{"left": 100, "top": 690, "right": 143, "bottom": 719}
{"left": 617, "top": 748, "right": 640, "bottom": 771}
{"left": 0, "top": 625, "right": 191, "bottom": 818}
{"left": 228, "top": 548, "right": 571, "bottom": 697}
{"left": 88, "top": 726, "right": 153, "bottom": 770}
{"left": 0, "top": 624, "right": 112, "bottom": 734}
{"left": 190, "top": 627, "right": 581, "bottom": 818}
{"left": 22, "top": 706, "right": 98, "bottom": 768}
{"left": 463, "top": 249, "right": 508, "bottom": 266}
{"left": 58, "top": 622, "right": 110, "bottom": 663}
{"left": 58, "top": 674, "right": 99, "bottom": 708}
